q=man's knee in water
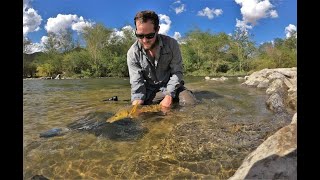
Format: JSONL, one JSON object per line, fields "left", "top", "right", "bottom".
{"left": 178, "top": 89, "right": 197, "bottom": 106}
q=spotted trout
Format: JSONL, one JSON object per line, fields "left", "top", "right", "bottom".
{"left": 106, "top": 103, "right": 162, "bottom": 123}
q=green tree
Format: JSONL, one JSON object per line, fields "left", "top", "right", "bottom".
{"left": 59, "top": 29, "right": 76, "bottom": 53}
{"left": 62, "top": 48, "right": 91, "bottom": 77}
{"left": 230, "top": 28, "right": 256, "bottom": 72}
{"left": 181, "top": 29, "right": 233, "bottom": 75}
{"left": 82, "top": 23, "right": 113, "bottom": 77}
{"left": 249, "top": 32, "right": 297, "bottom": 71}
{"left": 23, "top": 37, "right": 37, "bottom": 77}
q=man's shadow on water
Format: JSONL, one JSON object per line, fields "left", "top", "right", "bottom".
{"left": 192, "top": 90, "right": 224, "bottom": 102}
{"left": 66, "top": 112, "right": 148, "bottom": 141}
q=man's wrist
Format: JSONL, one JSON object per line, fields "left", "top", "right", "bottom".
{"left": 132, "top": 99, "right": 144, "bottom": 105}
{"left": 165, "top": 91, "right": 176, "bottom": 98}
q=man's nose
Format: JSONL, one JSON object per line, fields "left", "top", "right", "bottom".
{"left": 142, "top": 37, "right": 148, "bottom": 43}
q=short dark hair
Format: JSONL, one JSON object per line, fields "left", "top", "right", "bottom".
{"left": 134, "top": 10, "right": 159, "bottom": 31}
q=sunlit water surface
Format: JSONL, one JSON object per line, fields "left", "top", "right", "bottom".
{"left": 23, "top": 77, "right": 291, "bottom": 179}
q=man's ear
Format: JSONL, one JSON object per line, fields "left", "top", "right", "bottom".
{"left": 156, "top": 26, "right": 160, "bottom": 33}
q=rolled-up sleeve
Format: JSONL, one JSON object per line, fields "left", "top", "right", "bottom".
{"left": 127, "top": 48, "right": 146, "bottom": 101}
{"left": 166, "top": 39, "right": 183, "bottom": 98}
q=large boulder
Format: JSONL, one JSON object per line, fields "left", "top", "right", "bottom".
{"left": 243, "top": 67, "right": 297, "bottom": 112}
{"left": 229, "top": 113, "right": 297, "bottom": 179}
{"left": 231, "top": 68, "right": 297, "bottom": 179}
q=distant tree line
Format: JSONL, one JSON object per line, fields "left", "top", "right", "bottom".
{"left": 23, "top": 23, "right": 296, "bottom": 78}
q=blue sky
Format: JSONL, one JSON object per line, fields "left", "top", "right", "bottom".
{"left": 23, "top": 0, "right": 297, "bottom": 52}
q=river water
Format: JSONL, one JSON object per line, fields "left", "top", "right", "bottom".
{"left": 23, "top": 77, "right": 291, "bottom": 179}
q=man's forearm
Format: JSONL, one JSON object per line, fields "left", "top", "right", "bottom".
{"left": 166, "top": 72, "right": 183, "bottom": 98}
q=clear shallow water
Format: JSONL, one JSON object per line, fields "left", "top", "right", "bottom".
{"left": 23, "top": 77, "right": 290, "bottom": 179}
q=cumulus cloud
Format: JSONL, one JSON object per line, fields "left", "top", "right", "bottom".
{"left": 108, "top": 25, "right": 135, "bottom": 44}
{"left": 112, "top": 25, "right": 135, "bottom": 38}
{"left": 236, "top": 18, "right": 253, "bottom": 31}
{"left": 23, "top": 0, "right": 33, "bottom": 11}
{"left": 173, "top": 32, "right": 182, "bottom": 40}
{"left": 45, "top": 14, "right": 93, "bottom": 34}
{"left": 285, "top": 24, "right": 297, "bottom": 38}
{"left": 197, "top": 7, "right": 223, "bottom": 19}
{"left": 23, "top": 35, "right": 45, "bottom": 54}
{"left": 159, "top": 14, "right": 171, "bottom": 35}
{"left": 235, "top": 0, "right": 278, "bottom": 30}
{"left": 23, "top": 0, "right": 42, "bottom": 36}
{"left": 269, "top": 10, "right": 278, "bottom": 18}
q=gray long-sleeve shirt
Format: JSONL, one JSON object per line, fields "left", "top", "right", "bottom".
{"left": 127, "top": 34, "right": 183, "bottom": 102}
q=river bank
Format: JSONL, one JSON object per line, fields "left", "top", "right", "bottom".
{"left": 230, "top": 67, "right": 297, "bottom": 179}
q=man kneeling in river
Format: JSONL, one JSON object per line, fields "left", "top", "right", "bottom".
{"left": 127, "top": 10, "right": 196, "bottom": 108}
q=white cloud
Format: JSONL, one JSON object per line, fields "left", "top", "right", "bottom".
{"left": 23, "top": 8, "right": 42, "bottom": 36}
{"left": 26, "top": 34, "right": 69, "bottom": 54}
{"left": 235, "top": 0, "right": 278, "bottom": 30}
{"left": 269, "top": 10, "right": 278, "bottom": 18}
{"left": 72, "top": 21, "right": 93, "bottom": 33}
{"left": 197, "top": 7, "right": 223, "bottom": 19}
{"left": 45, "top": 14, "right": 93, "bottom": 34}
{"left": 175, "top": 4, "right": 186, "bottom": 14}
{"left": 23, "top": 0, "right": 42, "bottom": 36}
{"left": 235, "top": 18, "right": 253, "bottom": 31}
{"left": 123, "top": 25, "right": 134, "bottom": 32}
{"left": 159, "top": 14, "right": 171, "bottom": 35}
{"left": 24, "top": 42, "right": 45, "bottom": 54}
{"left": 173, "top": 32, "right": 181, "bottom": 40}
{"left": 171, "top": 0, "right": 186, "bottom": 14}
{"left": 23, "top": 34, "right": 45, "bottom": 54}
{"left": 285, "top": 24, "right": 297, "bottom": 38}
{"left": 40, "top": 36, "right": 48, "bottom": 44}
{"left": 23, "top": 0, "right": 32, "bottom": 11}
{"left": 108, "top": 25, "right": 135, "bottom": 44}
{"left": 112, "top": 25, "right": 135, "bottom": 38}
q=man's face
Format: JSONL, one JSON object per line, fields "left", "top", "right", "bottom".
{"left": 135, "top": 20, "right": 158, "bottom": 50}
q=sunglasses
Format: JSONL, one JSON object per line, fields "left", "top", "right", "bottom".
{"left": 135, "top": 32, "right": 156, "bottom": 39}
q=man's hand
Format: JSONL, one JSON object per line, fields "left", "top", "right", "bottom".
{"left": 132, "top": 99, "right": 144, "bottom": 106}
{"left": 160, "top": 95, "right": 172, "bottom": 108}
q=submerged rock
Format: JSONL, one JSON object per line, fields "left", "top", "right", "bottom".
{"left": 103, "top": 96, "right": 118, "bottom": 101}
{"left": 31, "top": 175, "right": 49, "bottom": 180}
{"left": 39, "top": 128, "right": 65, "bottom": 138}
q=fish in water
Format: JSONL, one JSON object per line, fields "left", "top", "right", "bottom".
{"left": 106, "top": 103, "right": 162, "bottom": 123}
